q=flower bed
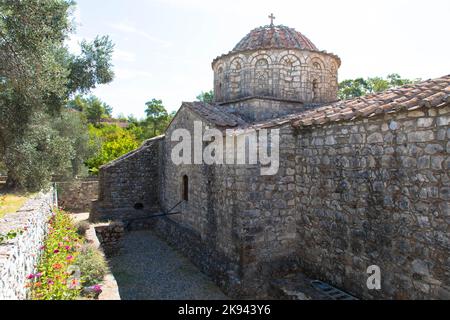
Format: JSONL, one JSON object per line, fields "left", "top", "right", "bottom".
{"left": 27, "top": 208, "right": 106, "bottom": 300}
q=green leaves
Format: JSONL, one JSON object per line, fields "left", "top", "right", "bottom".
{"left": 196, "top": 90, "right": 214, "bottom": 104}
{"left": 67, "top": 36, "right": 115, "bottom": 94}
{"left": 0, "top": 228, "right": 24, "bottom": 244}
{"left": 4, "top": 112, "right": 75, "bottom": 191}
{"left": 145, "top": 98, "right": 170, "bottom": 136}
{"left": 85, "top": 124, "right": 139, "bottom": 175}
{"left": 0, "top": 1, "right": 115, "bottom": 191}
{"left": 338, "top": 74, "right": 421, "bottom": 100}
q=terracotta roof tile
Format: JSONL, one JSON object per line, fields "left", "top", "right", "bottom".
{"left": 183, "top": 101, "right": 246, "bottom": 128}
{"left": 232, "top": 25, "right": 319, "bottom": 53}
{"left": 212, "top": 25, "right": 341, "bottom": 67}
{"left": 290, "top": 75, "right": 450, "bottom": 128}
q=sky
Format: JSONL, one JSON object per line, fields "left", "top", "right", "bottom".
{"left": 67, "top": 0, "right": 450, "bottom": 118}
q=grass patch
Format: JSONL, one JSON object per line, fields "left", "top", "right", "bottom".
{"left": 0, "top": 193, "right": 30, "bottom": 218}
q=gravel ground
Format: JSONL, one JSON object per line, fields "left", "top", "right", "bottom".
{"left": 108, "top": 230, "right": 228, "bottom": 300}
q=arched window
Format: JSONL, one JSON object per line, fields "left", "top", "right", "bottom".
{"left": 215, "top": 67, "right": 224, "bottom": 101}
{"left": 182, "top": 175, "right": 189, "bottom": 201}
{"left": 312, "top": 79, "right": 319, "bottom": 102}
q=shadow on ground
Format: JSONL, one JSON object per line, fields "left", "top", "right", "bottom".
{"left": 107, "top": 230, "right": 228, "bottom": 300}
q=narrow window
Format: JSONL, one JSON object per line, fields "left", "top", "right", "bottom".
{"left": 312, "top": 79, "right": 319, "bottom": 102}
{"left": 182, "top": 175, "right": 189, "bottom": 201}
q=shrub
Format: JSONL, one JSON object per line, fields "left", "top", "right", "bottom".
{"left": 77, "top": 244, "right": 108, "bottom": 288}
{"left": 75, "top": 220, "right": 91, "bottom": 237}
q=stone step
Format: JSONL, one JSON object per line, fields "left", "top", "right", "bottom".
{"left": 269, "top": 273, "right": 358, "bottom": 300}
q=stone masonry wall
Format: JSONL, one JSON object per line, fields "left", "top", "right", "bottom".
{"left": 239, "top": 104, "right": 450, "bottom": 299}
{"left": 160, "top": 108, "right": 252, "bottom": 297}
{"left": 0, "top": 191, "right": 56, "bottom": 300}
{"left": 92, "top": 99, "right": 449, "bottom": 299}
{"left": 56, "top": 179, "right": 98, "bottom": 213}
{"left": 91, "top": 136, "right": 163, "bottom": 221}
{"left": 213, "top": 48, "right": 339, "bottom": 105}
{"left": 94, "top": 221, "right": 125, "bottom": 257}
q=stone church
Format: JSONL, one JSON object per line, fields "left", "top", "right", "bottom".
{"left": 92, "top": 21, "right": 450, "bottom": 299}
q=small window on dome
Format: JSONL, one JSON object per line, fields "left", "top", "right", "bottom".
{"left": 256, "top": 59, "right": 269, "bottom": 68}
{"left": 312, "top": 79, "right": 319, "bottom": 102}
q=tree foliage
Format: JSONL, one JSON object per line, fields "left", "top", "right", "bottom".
{"left": 338, "top": 74, "right": 420, "bottom": 100}
{"left": 85, "top": 124, "right": 139, "bottom": 175}
{"left": 0, "top": 0, "right": 114, "bottom": 191}
{"left": 68, "top": 95, "right": 112, "bottom": 125}
{"left": 145, "top": 98, "right": 169, "bottom": 136}
{"left": 196, "top": 90, "right": 214, "bottom": 104}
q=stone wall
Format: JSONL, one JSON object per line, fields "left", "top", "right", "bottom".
{"left": 93, "top": 99, "right": 449, "bottom": 299}
{"left": 56, "top": 179, "right": 98, "bottom": 213}
{"left": 91, "top": 136, "right": 164, "bottom": 222}
{"left": 94, "top": 221, "right": 125, "bottom": 257}
{"left": 0, "top": 191, "right": 56, "bottom": 300}
{"left": 159, "top": 108, "right": 259, "bottom": 298}
{"left": 221, "top": 97, "right": 323, "bottom": 123}
{"left": 238, "top": 104, "right": 450, "bottom": 299}
{"left": 213, "top": 48, "right": 339, "bottom": 105}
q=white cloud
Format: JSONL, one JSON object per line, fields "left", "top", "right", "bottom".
{"left": 114, "top": 49, "right": 136, "bottom": 63}
{"left": 115, "top": 68, "right": 152, "bottom": 81}
{"left": 108, "top": 21, "right": 172, "bottom": 48}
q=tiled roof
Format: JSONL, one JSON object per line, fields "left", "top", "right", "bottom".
{"left": 183, "top": 101, "right": 246, "bottom": 128}
{"left": 212, "top": 25, "right": 341, "bottom": 67}
{"left": 289, "top": 75, "right": 450, "bottom": 128}
{"left": 179, "top": 75, "right": 450, "bottom": 132}
{"left": 233, "top": 25, "right": 318, "bottom": 52}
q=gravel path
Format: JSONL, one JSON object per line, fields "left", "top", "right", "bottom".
{"left": 108, "top": 230, "right": 228, "bottom": 300}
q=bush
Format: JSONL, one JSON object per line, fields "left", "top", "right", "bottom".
{"left": 77, "top": 244, "right": 108, "bottom": 287}
{"left": 85, "top": 124, "right": 139, "bottom": 175}
{"left": 75, "top": 220, "right": 91, "bottom": 237}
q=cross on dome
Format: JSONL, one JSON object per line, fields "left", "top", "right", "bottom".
{"left": 268, "top": 13, "right": 276, "bottom": 26}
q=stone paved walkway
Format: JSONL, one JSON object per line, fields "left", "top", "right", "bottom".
{"left": 108, "top": 230, "right": 228, "bottom": 300}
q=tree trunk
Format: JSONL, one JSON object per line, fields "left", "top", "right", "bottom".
{"left": 5, "top": 172, "right": 21, "bottom": 192}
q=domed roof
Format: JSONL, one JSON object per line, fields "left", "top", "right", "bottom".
{"left": 232, "top": 25, "right": 318, "bottom": 53}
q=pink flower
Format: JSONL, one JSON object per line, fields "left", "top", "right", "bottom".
{"left": 93, "top": 285, "right": 102, "bottom": 293}
{"left": 35, "top": 272, "right": 42, "bottom": 278}
{"left": 53, "top": 249, "right": 60, "bottom": 254}
{"left": 66, "top": 255, "right": 73, "bottom": 261}
{"left": 26, "top": 274, "right": 35, "bottom": 280}
{"left": 39, "top": 245, "right": 45, "bottom": 250}
{"left": 47, "top": 279, "right": 54, "bottom": 285}
{"left": 65, "top": 246, "right": 71, "bottom": 250}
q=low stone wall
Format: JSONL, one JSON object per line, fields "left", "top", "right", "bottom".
{"left": 56, "top": 179, "right": 98, "bottom": 213}
{"left": 94, "top": 221, "right": 125, "bottom": 257}
{"left": 0, "top": 191, "right": 55, "bottom": 300}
